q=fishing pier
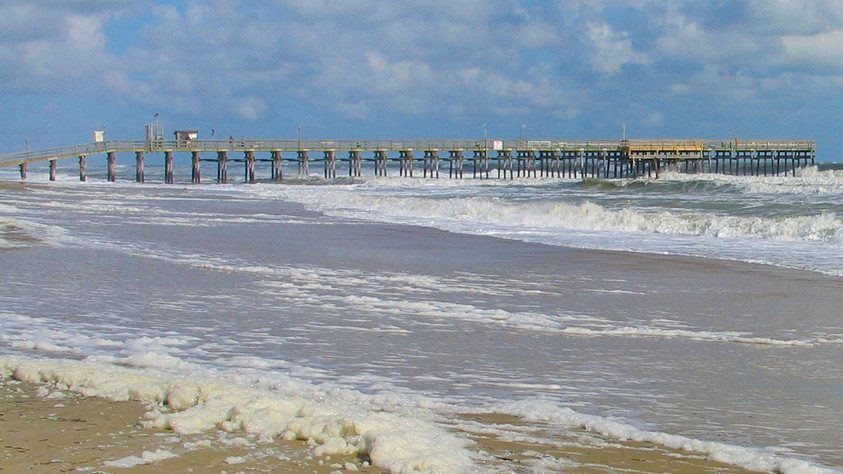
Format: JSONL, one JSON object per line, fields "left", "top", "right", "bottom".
{"left": 0, "top": 138, "right": 816, "bottom": 183}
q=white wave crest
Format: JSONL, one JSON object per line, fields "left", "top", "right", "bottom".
{"left": 660, "top": 166, "right": 843, "bottom": 196}
{"left": 308, "top": 192, "right": 841, "bottom": 244}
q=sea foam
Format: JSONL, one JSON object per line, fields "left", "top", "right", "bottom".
{"left": 0, "top": 355, "right": 476, "bottom": 473}
{"left": 496, "top": 400, "right": 840, "bottom": 474}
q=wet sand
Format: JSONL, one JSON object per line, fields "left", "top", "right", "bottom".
{"left": 459, "top": 413, "right": 750, "bottom": 473}
{"left": 1, "top": 377, "right": 751, "bottom": 473}
{"left": 0, "top": 379, "right": 377, "bottom": 473}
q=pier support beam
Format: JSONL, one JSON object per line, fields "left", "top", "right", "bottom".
{"left": 79, "top": 155, "right": 87, "bottom": 182}
{"left": 374, "top": 150, "right": 388, "bottom": 176}
{"left": 191, "top": 151, "right": 201, "bottom": 184}
{"left": 245, "top": 150, "right": 255, "bottom": 183}
{"left": 49, "top": 159, "right": 57, "bottom": 181}
{"left": 324, "top": 150, "right": 336, "bottom": 179}
{"left": 449, "top": 150, "right": 464, "bottom": 178}
{"left": 516, "top": 150, "right": 536, "bottom": 178}
{"left": 164, "top": 151, "right": 174, "bottom": 184}
{"left": 19, "top": 163, "right": 26, "bottom": 180}
{"left": 399, "top": 149, "right": 414, "bottom": 177}
{"left": 135, "top": 151, "right": 145, "bottom": 183}
{"left": 497, "top": 150, "right": 512, "bottom": 179}
{"left": 349, "top": 150, "right": 362, "bottom": 177}
{"left": 217, "top": 150, "right": 228, "bottom": 183}
{"left": 297, "top": 150, "right": 309, "bottom": 176}
{"left": 107, "top": 152, "right": 116, "bottom": 182}
{"left": 473, "top": 150, "right": 489, "bottom": 178}
{"left": 271, "top": 150, "right": 282, "bottom": 181}
{"left": 577, "top": 150, "right": 586, "bottom": 179}
{"left": 424, "top": 150, "right": 439, "bottom": 178}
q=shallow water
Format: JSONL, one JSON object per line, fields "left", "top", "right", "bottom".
{"left": 0, "top": 164, "right": 841, "bottom": 472}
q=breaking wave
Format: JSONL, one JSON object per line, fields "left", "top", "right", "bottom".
{"left": 295, "top": 192, "right": 842, "bottom": 244}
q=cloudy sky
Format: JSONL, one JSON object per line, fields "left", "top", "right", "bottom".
{"left": 1, "top": 1, "right": 841, "bottom": 159}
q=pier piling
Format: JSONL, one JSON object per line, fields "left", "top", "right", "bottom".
{"left": 374, "top": 150, "right": 388, "bottom": 176}
{"left": 164, "top": 151, "right": 174, "bottom": 184}
{"left": 449, "top": 150, "right": 464, "bottom": 179}
{"left": 191, "top": 151, "right": 201, "bottom": 184}
{"left": 473, "top": 150, "right": 489, "bottom": 178}
{"left": 349, "top": 150, "right": 362, "bottom": 177}
{"left": 107, "top": 152, "right": 116, "bottom": 182}
{"left": 271, "top": 150, "right": 282, "bottom": 181}
{"left": 135, "top": 151, "right": 144, "bottom": 183}
{"left": 79, "top": 155, "right": 86, "bottom": 181}
{"left": 324, "top": 150, "right": 336, "bottom": 179}
{"left": 297, "top": 150, "right": 309, "bottom": 176}
{"left": 245, "top": 150, "right": 255, "bottom": 183}
{"left": 217, "top": 150, "right": 228, "bottom": 183}
{"left": 424, "top": 150, "right": 439, "bottom": 178}
{"left": 399, "top": 149, "right": 414, "bottom": 177}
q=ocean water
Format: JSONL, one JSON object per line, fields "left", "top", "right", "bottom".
{"left": 0, "top": 161, "right": 841, "bottom": 472}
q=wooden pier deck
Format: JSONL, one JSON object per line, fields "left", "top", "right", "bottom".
{"left": 0, "top": 138, "right": 816, "bottom": 182}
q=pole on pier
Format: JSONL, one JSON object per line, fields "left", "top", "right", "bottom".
{"left": 107, "top": 152, "right": 116, "bottom": 182}
{"left": 164, "top": 151, "right": 174, "bottom": 184}
{"left": 191, "top": 151, "right": 201, "bottom": 184}
{"left": 217, "top": 150, "right": 228, "bottom": 183}
{"left": 271, "top": 150, "right": 282, "bottom": 181}
{"left": 79, "top": 155, "right": 87, "bottom": 182}
{"left": 18, "top": 163, "right": 26, "bottom": 180}
{"left": 245, "top": 150, "right": 256, "bottom": 183}
{"left": 135, "top": 151, "right": 145, "bottom": 183}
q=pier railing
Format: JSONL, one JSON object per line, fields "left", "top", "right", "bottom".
{"left": 0, "top": 138, "right": 816, "bottom": 169}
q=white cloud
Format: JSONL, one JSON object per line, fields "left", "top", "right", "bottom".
{"left": 235, "top": 97, "right": 266, "bottom": 121}
{"left": 0, "top": 5, "right": 116, "bottom": 90}
{"left": 780, "top": 29, "right": 843, "bottom": 72}
{"left": 3, "top": 0, "right": 842, "bottom": 144}
{"left": 587, "top": 23, "right": 649, "bottom": 75}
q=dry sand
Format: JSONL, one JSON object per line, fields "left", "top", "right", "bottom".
{"left": 0, "top": 377, "right": 751, "bottom": 473}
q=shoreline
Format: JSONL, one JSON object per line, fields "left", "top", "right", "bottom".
{"left": 0, "top": 377, "right": 378, "bottom": 473}
{"left": 1, "top": 368, "right": 754, "bottom": 473}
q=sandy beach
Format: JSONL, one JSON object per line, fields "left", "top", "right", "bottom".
{"left": 2, "top": 376, "right": 751, "bottom": 473}
{"left": 0, "top": 378, "right": 379, "bottom": 473}
{"left": 1, "top": 179, "right": 840, "bottom": 472}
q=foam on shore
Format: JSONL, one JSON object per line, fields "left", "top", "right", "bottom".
{"left": 494, "top": 400, "right": 839, "bottom": 474}
{"left": 0, "top": 355, "right": 475, "bottom": 473}
{"left": 2, "top": 355, "right": 839, "bottom": 473}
